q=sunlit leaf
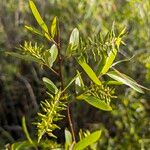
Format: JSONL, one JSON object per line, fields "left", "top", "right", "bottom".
{"left": 119, "top": 27, "right": 126, "bottom": 37}
{"left": 44, "top": 32, "right": 52, "bottom": 41}
{"left": 44, "top": 44, "right": 58, "bottom": 68}
{"left": 43, "top": 77, "right": 58, "bottom": 94}
{"left": 49, "top": 44, "right": 58, "bottom": 67}
{"left": 76, "top": 94, "right": 112, "bottom": 111}
{"left": 100, "top": 47, "right": 118, "bottom": 75}
{"left": 78, "top": 57, "right": 101, "bottom": 85}
{"left": 29, "top": 0, "right": 49, "bottom": 33}
{"left": 104, "top": 80, "right": 123, "bottom": 85}
{"left": 74, "top": 130, "right": 101, "bottom": 150}
{"left": 107, "top": 69, "right": 144, "bottom": 93}
{"left": 65, "top": 129, "right": 72, "bottom": 149}
{"left": 69, "top": 28, "right": 79, "bottom": 46}
{"left": 51, "top": 16, "right": 57, "bottom": 38}
{"left": 66, "top": 28, "right": 79, "bottom": 56}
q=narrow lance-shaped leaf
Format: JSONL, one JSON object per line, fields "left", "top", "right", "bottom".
{"left": 99, "top": 28, "right": 125, "bottom": 75}
{"left": 104, "top": 80, "right": 123, "bottom": 85}
{"left": 111, "top": 55, "right": 135, "bottom": 67}
{"left": 74, "top": 130, "right": 102, "bottom": 150}
{"left": 76, "top": 94, "right": 112, "bottom": 111}
{"left": 78, "top": 57, "right": 102, "bottom": 85}
{"left": 96, "top": 53, "right": 106, "bottom": 76}
{"left": 29, "top": 0, "right": 49, "bottom": 33}
{"left": 5, "top": 52, "right": 40, "bottom": 63}
{"left": 51, "top": 16, "right": 57, "bottom": 38}
{"left": 107, "top": 69, "right": 144, "bottom": 93}
{"left": 100, "top": 45, "right": 118, "bottom": 75}
{"left": 42, "top": 77, "right": 58, "bottom": 94}
{"left": 22, "top": 116, "right": 34, "bottom": 145}
{"left": 25, "top": 25, "right": 43, "bottom": 36}
{"left": 119, "top": 27, "right": 126, "bottom": 37}
{"left": 44, "top": 32, "right": 52, "bottom": 41}
{"left": 62, "top": 74, "right": 80, "bottom": 93}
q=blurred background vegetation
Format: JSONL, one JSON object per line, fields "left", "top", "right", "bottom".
{"left": 0, "top": 0, "right": 150, "bottom": 149}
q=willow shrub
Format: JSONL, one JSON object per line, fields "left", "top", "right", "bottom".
{"left": 7, "top": 0, "right": 148, "bottom": 149}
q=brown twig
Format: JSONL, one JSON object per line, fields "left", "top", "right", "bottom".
{"left": 55, "top": 18, "right": 76, "bottom": 142}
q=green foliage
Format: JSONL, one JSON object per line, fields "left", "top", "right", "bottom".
{"left": 107, "top": 69, "right": 144, "bottom": 93}
{"left": 2, "top": 0, "right": 150, "bottom": 149}
{"left": 77, "top": 94, "right": 112, "bottom": 111}
{"left": 77, "top": 56, "right": 102, "bottom": 86}
{"left": 43, "top": 77, "right": 58, "bottom": 94}
{"left": 29, "top": 0, "right": 49, "bottom": 33}
{"left": 67, "top": 28, "right": 79, "bottom": 57}
{"left": 11, "top": 141, "right": 35, "bottom": 150}
{"left": 20, "top": 42, "right": 58, "bottom": 69}
{"left": 65, "top": 129, "right": 73, "bottom": 149}
{"left": 50, "top": 16, "right": 57, "bottom": 38}
{"left": 22, "top": 117, "right": 34, "bottom": 145}
{"left": 74, "top": 130, "right": 101, "bottom": 150}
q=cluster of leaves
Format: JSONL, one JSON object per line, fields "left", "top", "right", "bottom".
{"left": 9, "top": 1, "right": 102, "bottom": 149}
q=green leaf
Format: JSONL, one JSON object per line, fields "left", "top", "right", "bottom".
{"left": 29, "top": 0, "right": 49, "bottom": 33}
{"left": 119, "top": 27, "right": 126, "bottom": 37}
{"left": 5, "top": 52, "right": 40, "bottom": 63}
{"left": 22, "top": 116, "right": 34, "bottom": 145}
{"left": 74, "top": 130, "right": 101, "bottom": 150}
{"left": 44, "top": 32, "right": 52, "bottom": 41}
{"left": 67, "top": 28, "right": 79, "bottom": 56}
{"left": 44, "top": 50, "right": 52, "bottom": 67}
{"left": 111, "top": 55, "right": 135, "bottom": 67}
{"left": 65, "top": 129, "right": 72, "bottom": 149}
{"left": 104, "top": 80, "right": 123, "bottom": 85}
{"left": 107, "top": 69, "right": 144, "bottom": 93}
{"left": 75, "top": 71, "right": 84, "bottom": 87}
{"left": 11, "top": 141, "right": 34, "bottom": 150}
{"left": 75, "top": 71, "right": 84, "bottom": 94}
{"left": 51, "top": 16, "right": 57, "bottom": 38}
{"left": 62, "top": 74, "right": 79, "bottom": 93}
{"left": 100, "top": 47, "right": 118, "bottom": 75}
{"left": 25, "top": 25, "right": 43, "bottom": 36}
{"left": 96, "top": 53, "right": 106, "bottom": 76}
{"left": 43, "top": 77, "right": 58, "bottom": 94}
{"left": 76, "top": 94, "right": 112, "bottom": 111}
{"left": 49, "top": 44, "right": 58, "bottom": 67}
{"left": 44, "top": 44, "right": 58, "bottom": 68}
{"left": 78, "top": 57, "right": 101, "bottom": 85}
{"left": 69, "top": 28, "right": 79, "bottom": 46}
